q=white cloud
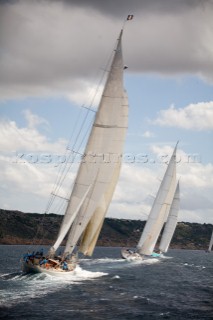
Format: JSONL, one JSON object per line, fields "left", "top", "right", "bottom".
{"left": 0, "top": 110, "right": 67, "bottom": 153}
{"left": 23, "top": 109, "right": 49, "bottom": 129}
{"left": 0, "top": 110, "right": 81, "bottom": 213}
{"left": 152, "top": 101, "right": 213, "bottom": 130}
{"left": 0, "top": 132, "right": 213, "bottom": 223}
{"left": 66, "top": 80, "right": 103, "bottom": 108}
{"left": 0, "top": 153, "right": 76, "bottom": 214}
{"left": 142, "top": 130, "right": 154, "bottom": 138}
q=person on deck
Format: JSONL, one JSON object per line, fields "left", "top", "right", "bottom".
{"left": 39, "top": 258, "right": 48, "bottom": 267}
{"left": 62, "top": 261, "right": 68, "bottom": 271}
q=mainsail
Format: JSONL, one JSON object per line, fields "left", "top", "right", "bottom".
{"left": 137, "top": 143, "right": 178, "bottom": 256}
{"left": 49, "top": 30, "right": 128, "bottom": 258}
{"left": 159, "top": 181, "right": 180, "bottom": 253}
{"left": 208, "top": 229, "right": 213, "bottom": 252}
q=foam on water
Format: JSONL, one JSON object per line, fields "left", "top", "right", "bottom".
{"left": 81, "top": 257, "right": 124, "bottom": 265}
{"left": 0, "top": 265, "right": 108, "bottom": 308}
{"left": 182, "top": 262, "right": 206, "bottom": 269}
{"left": 160, "top": 254, "right": 172, "bottom": 259}
{"left": 129, "top": 257, "right": 160, "bottom": 266}
{"left": 66, "top": 264, "right": 108, "bottom": 281}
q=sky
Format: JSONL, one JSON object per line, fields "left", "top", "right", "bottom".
{"left": 0, "top": 0, "right": 213, "bottom": 224}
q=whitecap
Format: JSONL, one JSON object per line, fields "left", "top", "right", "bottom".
{"left": 82, "top": 258, "right": 124, "bottom": 265}
{"left": 0, "top": 266, "right": 108, "bottom": 308}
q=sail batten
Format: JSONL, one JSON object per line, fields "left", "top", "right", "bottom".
{"left": 94, "top": 124, "right": 128, "bottom": 128}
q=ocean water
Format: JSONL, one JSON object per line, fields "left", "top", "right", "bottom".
{"left": 0, "top": 245, "right": 212, "bottom": 320}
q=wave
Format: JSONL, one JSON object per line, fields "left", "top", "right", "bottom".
{"left": 160, "top": 254, "right": 173, "bottom": 259}
{"left": 182, "top": 262, "right": 206, "bottom": 270}
{"left": 80, "top": 257, "right": 124, "bottom": 265}
{"left": 0, "top": 265, "right": 107, "bottom": 308}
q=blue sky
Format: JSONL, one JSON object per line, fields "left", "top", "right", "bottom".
{"left": 0, "top": 0, "right": 213, "bottom": 224}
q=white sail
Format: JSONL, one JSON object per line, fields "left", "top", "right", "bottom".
{"left": 51, "top": 30, "right": 128, "bottom": 257}
{"left": 64, "top": 31, "right": 128, "bottom": 256}
{"left": 49, "top": 184, "right": 92, "bottom": 254}
{"left": 208, "top": 229, "right": 213, "bottom": 252}
{"left": 137, "top": 143, "right": 178, "bottom": 256}
{"left": 159, "top": 181, "right": 180, "bottom": 253}
{"left": 79, "top": 161, "right": 122, "bottom": 256}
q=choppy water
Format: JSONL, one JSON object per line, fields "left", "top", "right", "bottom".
{"left": 0, "top": 245, "right": 212, "bottom": 319}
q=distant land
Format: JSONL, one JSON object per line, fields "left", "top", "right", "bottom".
{"left": 0, "top": 209, "right": 212, "bottom": 250}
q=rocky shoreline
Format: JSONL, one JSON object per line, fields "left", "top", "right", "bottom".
{"left": 0, "top": 209, "right": 212, "bottom": 250}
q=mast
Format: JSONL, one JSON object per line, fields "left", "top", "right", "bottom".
{"left": 159, "top": 181, "right": 180, "bottom": 253}
{"left": 137, "top": 142, "right": 178, "bottom": 256}
{"left": 50, "top": 29, "right": 128, "bottom": 257}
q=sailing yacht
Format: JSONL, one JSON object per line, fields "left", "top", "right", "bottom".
{"left": 208, "top": 229, "right": 213, "bottom": 252}
{"left": 22, "top": 23, "right": 130, "bottom": 275}
{"left": 121, "top": 143, "right": 178, "bottom": 261}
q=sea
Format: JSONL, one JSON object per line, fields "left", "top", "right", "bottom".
{"left": 0, "top": 245, "right": 212, "bottom": 320}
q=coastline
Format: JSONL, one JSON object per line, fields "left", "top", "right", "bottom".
{"left": 0, "top": 209, "right": 212, "bottom": 250}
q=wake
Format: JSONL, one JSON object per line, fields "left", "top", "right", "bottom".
{"left": 0, "top": 265, "right": 107, "bottom": 308}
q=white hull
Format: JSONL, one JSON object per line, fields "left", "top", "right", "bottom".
{"left": 22, "top": 261, "right": 76, "bottom": 276}
{"left": 121, "top": 248, "right": 143, "bottom": 261}
{"left": 121, "top": 248, "right": 161, "bottom": 261}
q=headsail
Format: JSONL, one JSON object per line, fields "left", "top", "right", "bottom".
{"left": 159, "top": 181, "right": 180, "bottom": 253}
{"left": 51, "top": 30, "right": 128, "bottom": 257}
{"left": 48, "top": 184, "right": 92, "bottom": 255}
{"left": 137, "top": 143, "right": 178, "bottom": 256}
{"left": 79, "top": 161, "right": 122, "bottom": 256}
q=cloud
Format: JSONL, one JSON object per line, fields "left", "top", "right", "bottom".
{"left": 0, "top": 109, "right": 77, "bottom": 213}
{"left": 23, "top": 109, "right": 50, "bottom": 129}
{"left": 0, "top": 1, "right": 112, "bottom": 101}
{"left": 0, "top": 152, "right": 76, "bottom": 214}
{"left": 142, "top": 130, "right": 155, "bottom": 138}
{"left": 62, "top": 0, "right": 211, "bottom": 17}
{"left": 0, "top": 0, "right": 213, "bottom": 100}
{"left": 151, "top": 101, "right": 213, "bottom": 130}
{"left": 0, "top": 128, "right": 212, "bottom": 224}
{"left": 66, "top": 80, "right": 103, "bottom": 108}
{"left": 0, "top": 109, "right": 67, "bottom": 153}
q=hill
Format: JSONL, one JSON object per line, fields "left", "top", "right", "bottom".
{"left": 0, "top": 209, "right": 212, "bottom": 250}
